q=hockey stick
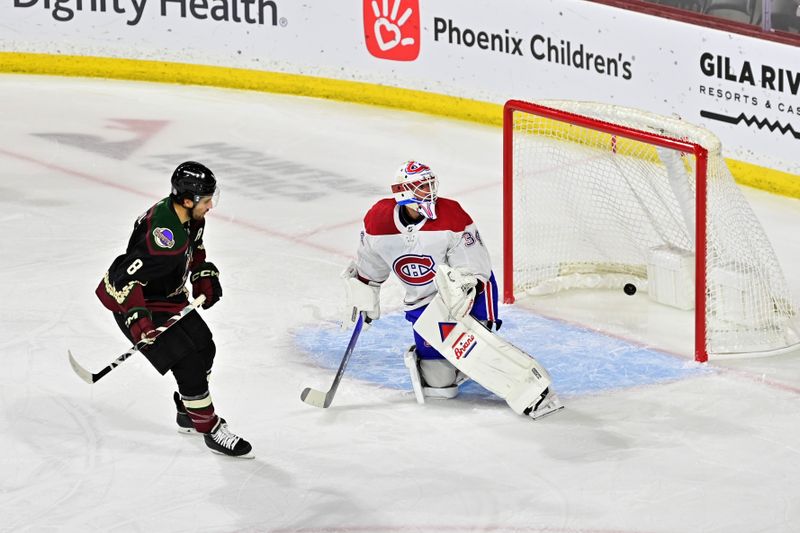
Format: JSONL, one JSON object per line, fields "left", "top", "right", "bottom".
{"left": 300, "top": 312, "right": 365, "bottom": 408}
{"left": 68, "top": 295, "right": 206, "bottom": 384}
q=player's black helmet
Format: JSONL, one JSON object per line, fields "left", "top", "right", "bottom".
{"left": 170, "top": 161, "right": 217, "bottom": 203}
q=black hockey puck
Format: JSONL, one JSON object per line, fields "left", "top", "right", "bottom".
{"left": 624, "top": 283, "right": 637, "bottom": 296}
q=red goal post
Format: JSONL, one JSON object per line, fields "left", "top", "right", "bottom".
{"left": 502, "top": 99, "right": 799, "bottom": 362}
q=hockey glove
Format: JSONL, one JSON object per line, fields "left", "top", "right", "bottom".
{"left": 191, "top": 262, "right": 222, "bottom": 309}
{"left": 125, "top": 307, "right": 157, "bottom": 345}
{"left": 435, "top": 264, "right": 478, "bottom": 321}
{"left": 341, "top": 260, "right": 380, "bottom": 331}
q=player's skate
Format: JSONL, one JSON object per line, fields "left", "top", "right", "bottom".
{"left": 173, "top": 391, "right": 196, "bottom": 433}
{"left": 204, "top": 418, "right": 254, "bottom": 458}
{"left": 524, "top": 388, "right": 564, "bottom": 421}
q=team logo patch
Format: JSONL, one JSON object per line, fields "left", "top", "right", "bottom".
{"left": 393, "top": 254, "right": 435, "bottom": 285}
{"left": 451, "top": 332, "right": 477, "bottom": 360}
{"left": 438, "top": 322, "right": 458, "bottom": 341}
{"left": 153, "top": 227, "right": 175, "bottom": 249}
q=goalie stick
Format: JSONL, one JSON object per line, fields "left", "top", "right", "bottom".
{"left": 68, "top": 295, "right": 206, "bottom": 384}
{"left": 300, "top": 312, "right": 366, "bottom": 409}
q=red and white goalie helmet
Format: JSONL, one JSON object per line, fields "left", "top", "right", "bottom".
{"left": 391, "top": 160, "right": 439, "bottom": 219}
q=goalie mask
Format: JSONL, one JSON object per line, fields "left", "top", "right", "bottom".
{"left": 391, "top": 161, "right": 439, "bottom": 220}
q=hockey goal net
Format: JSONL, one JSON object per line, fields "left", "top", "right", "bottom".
{"left": 503, "top": 99, "right": 800, "bottom": 362}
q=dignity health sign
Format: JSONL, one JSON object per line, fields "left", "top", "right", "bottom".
{"left": 9, "top": 0, "right": 281, "bottom": 26}
{"left": 1, "top": 0, "right": 798, "bottom": 174}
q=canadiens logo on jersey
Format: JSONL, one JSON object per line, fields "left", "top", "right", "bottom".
{"left": 153, "top": 227, "right": 175, "bottom": 249}
{"left": 393, "top": 254, "right": 436, "bottom": 285}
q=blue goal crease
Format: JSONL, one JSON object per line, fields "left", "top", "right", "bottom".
{"left": 292, "top": 307, "right": 709, "bottom": 399}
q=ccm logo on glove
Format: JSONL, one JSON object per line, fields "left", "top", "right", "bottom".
{"left": 191, "top": 262, "right": 222, "bottom": 309}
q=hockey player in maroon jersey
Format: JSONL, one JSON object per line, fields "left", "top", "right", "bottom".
{"left": 96, "top": 162, "right": 253, "bottom": 457}
{"left": 343, "top": 161, "right": 562, "bottom": 419}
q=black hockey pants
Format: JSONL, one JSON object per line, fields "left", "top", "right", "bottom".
{"left": 113, "top": 309, "right": 216, "bottom": 397}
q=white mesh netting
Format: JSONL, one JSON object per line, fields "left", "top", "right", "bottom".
{"left": 508, "top": 100, "right": 799, "bottom": 358}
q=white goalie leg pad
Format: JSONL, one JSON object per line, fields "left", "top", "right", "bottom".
{"left": 403, "top": 345, "right": 426, "bottom": 404}
{"left": 404, "top": 346, "right": 459, "bottom": 402}
{"left": 419, "top": 358, "right": 460, "bottom": 399}
{"left": 413, "top": 294, "right": 556, "bottom": 415}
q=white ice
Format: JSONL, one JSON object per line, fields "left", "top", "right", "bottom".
{"left": 2, "top": 74, "right": 800, "bottom": 533}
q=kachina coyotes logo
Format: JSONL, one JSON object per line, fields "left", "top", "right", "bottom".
{"left": 363, "top": 0, "right": 420, "bottom": 61}
{"left": 153, "top": 227, "right": 175, "bottom": 249}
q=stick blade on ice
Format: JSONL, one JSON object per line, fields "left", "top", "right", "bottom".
{"left": 300, "top": 387, "right": 328, "bottom": 408}
{"left": 299, "top": 313, "right": 365, "bottom": 409}
{"left": 68, "top": 350, "right": 95, "bottom": 384}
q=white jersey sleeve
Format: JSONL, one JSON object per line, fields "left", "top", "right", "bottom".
{"left": 355, "top": 226, "right": 392, "bottom": 284}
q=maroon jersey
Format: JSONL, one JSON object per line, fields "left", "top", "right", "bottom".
{"left": 96, "top": 197, "right": 206, "bottom": 315}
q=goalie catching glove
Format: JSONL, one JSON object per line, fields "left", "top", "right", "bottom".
{"left": 341, "top": 261, "right": 380, "bottom": 330}
{"left": 435, "top": 264, "right": 479, "bottom": 320}
{"left": 191, "top": 262, "right": 222, "bottom": 309}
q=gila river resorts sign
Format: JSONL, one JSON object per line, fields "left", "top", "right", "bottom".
{"left": 698, "top": 53, "right": 800, "bottom": 141}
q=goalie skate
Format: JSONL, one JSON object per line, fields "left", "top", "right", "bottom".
{"left": 524, "top": 388, "right": 564, "bottom": 421}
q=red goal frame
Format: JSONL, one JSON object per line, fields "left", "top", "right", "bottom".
{"left": 502, "top": 99, "right": 710, "bottom": 362}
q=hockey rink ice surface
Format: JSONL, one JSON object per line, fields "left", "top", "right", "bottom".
{"left": 2, "top": 74, "right": 800, "bottom": 533}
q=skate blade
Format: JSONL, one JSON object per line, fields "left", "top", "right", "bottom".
{"left": 210, "top": 448, "right": 256, "bottom": 459}
{"left": 528, "top": 403, "right": 564, "bottom": 421}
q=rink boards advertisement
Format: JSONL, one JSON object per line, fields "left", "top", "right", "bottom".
{"left": 1, "top": 0, "right": 798, "bottom": 175}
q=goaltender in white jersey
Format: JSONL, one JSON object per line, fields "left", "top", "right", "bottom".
{"left": 342, "top": 160, "right": 563, "bottom": 420}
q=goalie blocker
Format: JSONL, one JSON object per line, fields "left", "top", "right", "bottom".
{"left": 413, "top": 266, "right": 563, "bottom": 419}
